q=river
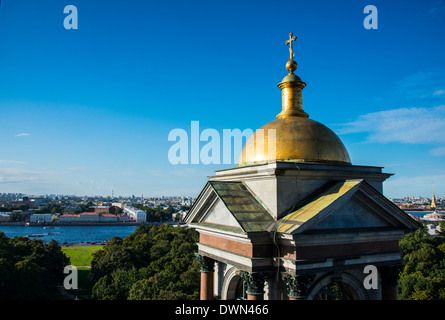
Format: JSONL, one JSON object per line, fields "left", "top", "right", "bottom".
{"left": 0, "top": 225, "right": 138, "bottom": 244}
{"left": 405, "top": 211, "right": 434, "bottom": 218}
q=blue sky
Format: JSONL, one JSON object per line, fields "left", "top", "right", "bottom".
{"left": 0, "top": 0, "right": 444, "bottom": 198}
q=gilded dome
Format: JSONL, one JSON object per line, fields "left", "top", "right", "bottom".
{"left": 237, "top": 116, "right": 351, "bottom": 166}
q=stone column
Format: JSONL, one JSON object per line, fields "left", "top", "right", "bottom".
{"left": 379, "top": 265, "right": 399, "bottom": 300}
{"left": 282, "top": 273, "right": 315, "bottom": 300}
{"left": 240, "top": 271, "right": 267, "bottom": 300}
{"left": 195, "top": 254, "right": 215, "bottom": 300}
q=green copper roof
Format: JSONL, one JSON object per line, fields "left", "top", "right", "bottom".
{"left": 209, "top": 181, "right": 275, "bottom": 232}
{"left": 277, "top": 180, "right": 362, "bottom": 234}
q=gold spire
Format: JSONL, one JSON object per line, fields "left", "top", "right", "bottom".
{"left": 276, "top": 32, "right": 308, "bottom": 119}
{"left": 431, "top": 184, "right": 437, "bottom": 210}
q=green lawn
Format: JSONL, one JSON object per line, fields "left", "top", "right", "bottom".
{"left": 61, "top": 246, "right": 103, "bottom": 299}
{"left": 62, "top": 246, "right": 103, "bottom": 267}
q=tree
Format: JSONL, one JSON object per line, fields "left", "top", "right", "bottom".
{"left": 128, "top": 279, "right": 155, "bottom": 300}
{"left": 0, "top": 232, "right": 69, "bottom": 299}
{"left": 19, "top": 204, "right": 29, "bottom": 211}
{"left": 90, "top": 225, "right": 199, "bottom": 300}
{"left": 13, "top": 259, "right": 46, "bottom": 299}
{"left": 439, "top": 221, "right": 445, "bottom": 236}
{"left": 90, "top": 242, "right": 139, "bottom": 284}
{"left": 398, "top": 227, "right": 445, "bottom": 300}
{"left": 0, "top": 258, "right": 15, "bottom": 299}
{"left": 91, "top": 268, "right": 139, "bottom": 300}
{"left": 10, "top": 211, "right": 28, "bottom": 222}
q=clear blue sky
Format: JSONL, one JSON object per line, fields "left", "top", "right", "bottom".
{"left": 0, "top": 0, "right": 444, "bottom": 198}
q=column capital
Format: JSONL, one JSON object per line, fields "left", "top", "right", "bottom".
{"left": 282, "top": 273, "right": 315, "bottom": 299}
{"left": 195, "top": 253, "right": 214, "bottom": 272}
{"left": 240, "top": 271, "right": 267, "bottom": 296}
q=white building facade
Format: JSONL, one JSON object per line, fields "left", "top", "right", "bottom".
{"left": 30, "top": 213, "right": 54, "bottom": 223}
{"left": 123, "top": 206, "right": 147, "bottom": 223}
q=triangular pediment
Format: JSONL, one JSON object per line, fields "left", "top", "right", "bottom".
{"left": 277, "top": 180, "right": 420, "bottom": 235}
{"left": 185, "top": 181, "right": 275, "bottom": 233}
{"left": 306, "top": 193, "right": 395, "bottom": 230}
{"left": 184, "top": 182, "right": 243, "bottom": 233}
{"left": 200, "top": 197, "right": 243, "bottom": 229}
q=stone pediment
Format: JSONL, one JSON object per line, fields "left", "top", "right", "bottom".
{"left": 276, "top": 179, "right": 420, "bottom": 235}
{"left": 185, "top": 181, "right": 275, "bottom": 233}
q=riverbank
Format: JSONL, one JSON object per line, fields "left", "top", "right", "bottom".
{"left": 0, "top": 221, "right": 186, "bottom": 226}
{"left": 0, "top": 221, "right": 145, "bottom": 226}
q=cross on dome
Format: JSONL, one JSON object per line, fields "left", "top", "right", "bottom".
{"left": 285, "top": 32, "right": 297, "bottom": 60}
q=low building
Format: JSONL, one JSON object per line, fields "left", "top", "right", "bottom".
{"left": 123, "top": 206, "right": 147, "bottom": 223}
{"left": 0, "top": 212, "right": 11, "bottom": 222}
{"left": 59, "top": 212, "right": 125, "bottom": 223}
{"left": 79, "top": 212, "right": 100, "bottom": 222}
{"left": 112, "top": 202, "right": 125, "bottom": 209}
{"left": 423, "top": 211, "right": 445, "bottom": 221}
{"left": 59, "top": 214, "right": 80, "bottom": 222}
{"left": 30, "top": 213, "right": 54, "bottom": 223}
{"left": 100, "top": 214, "right": 118, "bottom": 222}
{"left": 172, "top": 210, "right": 188, "bottom": 221}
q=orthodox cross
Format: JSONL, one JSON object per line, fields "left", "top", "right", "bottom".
{"left": 285, "top": 32, "right": 297, "bottom": 60}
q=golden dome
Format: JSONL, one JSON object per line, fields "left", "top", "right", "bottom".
{"left": 237, "top": 32, "right": 351, "bottom": 166}
{"left": 238, "top": 117, "right": 351, "bottom": 166}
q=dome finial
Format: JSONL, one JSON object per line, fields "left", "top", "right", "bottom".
{"left": 277, "top": 32, "right": 308, "bottom": 119}
{"left": 285, "top": 32, "right": 298, "bottom": 73}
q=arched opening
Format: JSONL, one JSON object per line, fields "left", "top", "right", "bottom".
{"left": 312, "top": 280, "right": 358, "bottom": 300}
{"left": 226, "top": 274, "right": 246, "bottom": 300}
{"left": 308, "top": 273, "right": 368, "bottom": 300}
{"left": 222, "top": 267, "right": 246, "bottom": 300}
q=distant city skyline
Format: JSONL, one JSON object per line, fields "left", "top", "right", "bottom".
{"left": 1, "top": 1, "right": 445, "bottom": 198}
{"left": 0, "top": 192, "right": 195, "bottom": 199}
{"left": 0, "top": 191, "right": 441, "bottom": 201}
